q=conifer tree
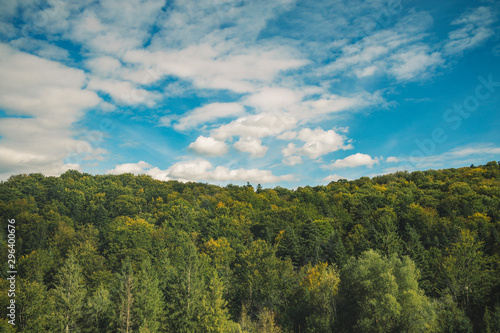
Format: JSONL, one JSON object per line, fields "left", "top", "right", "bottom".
{"left": 134, "top": 259, "right": 163, "bottom": 332}
{"left": 52, "top": 252, "right": 87, "bottom": 333}
{"left": 117, "top": 258, "right": 135, "bottom": 333}
{"left": 198, "top": 269, "right": 233, "bottom": 332}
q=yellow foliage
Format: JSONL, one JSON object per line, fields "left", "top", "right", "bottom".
{"left": 301, "top": 262, "right": 328, "bottom": 290}
{"left": 470, "top": 212, "right": 491, "bottom": 222}
{"left": 115, "top": 217, "right": 154, "bottom": 233}
{"left": 274, "top": 230, "right": 285, "bottom": 248}
{"left": 373, "top": 184, "right": 387, "bottom": 192}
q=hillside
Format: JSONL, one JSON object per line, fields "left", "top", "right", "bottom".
{"left": 1, "top": 162, "right": 500, "bottom": 332}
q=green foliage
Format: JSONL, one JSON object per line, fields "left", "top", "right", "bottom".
{"left": 338, "top": 250, "right": 436, "bottom": 332}
{"left": 52, "top": 252, "right": 87, "bottom": 332}
{"left": 134, "top": 259, "right": 163, "bottom": 332}
{"left": 1, "top": 163, "right": 500, "bottom": 332}
{"left": 17, "top": 279, "right": 52, "bottom": 332}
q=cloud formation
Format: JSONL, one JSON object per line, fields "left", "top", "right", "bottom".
{"left": 189, "top": 136, "right": 229, "bottom": 156}
{"left": 0, "top": 43, "right": 102, "bottom": 179}
{"left": 326, "top": 153, "right": 380, "bottom": 169}
{"left": 106, "top": 159, "right": 293, "bottom": 184}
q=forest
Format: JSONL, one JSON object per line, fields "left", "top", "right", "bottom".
{"left": 1, "top": 162, "right": 500, "bottom": 332}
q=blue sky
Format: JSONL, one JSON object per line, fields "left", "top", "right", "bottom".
{"left": 0, "top": 0, "right": 499, "bottom": 187}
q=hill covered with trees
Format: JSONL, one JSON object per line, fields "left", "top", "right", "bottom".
{"left": 1, "top": 162, "right": 500, "bottom": 332}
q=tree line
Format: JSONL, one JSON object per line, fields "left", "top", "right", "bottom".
{"left": 1, "top": 161, "right": 500, "bottom": 332}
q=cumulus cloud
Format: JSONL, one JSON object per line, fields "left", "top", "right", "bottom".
{"left": 386, "top": 156, "right": 400, "bottom": 163}
{"left": 325, "top": 153, "right": 380, "bottom": 169}
{"left": 106, "top": 159, "right": 293, "bottom": 184}
{"left": 212, "top": 113, "right": 297, "bottom": 140}
{"left": 189, "top": 136, "right": 229, "bottom": 156}
{"left": 106, "top": 161, "right": 152, "bottom": 175}
{"left": 234, "top": 137, "right": 268, "bottom": 158}
{"left": 168, "top": 159, "right": 294, "bottom": 183}
{"left": 298, "top": 128, "right": 353, "bottom": 159}
{"left": 172, "top": 102, "right": 245, "bottom": 131}
{"left": 0, "top": 43, "right": 102, "bottom": 179}
{"left": 322, "top": 174, "right": 349, "bottom": 183}
{"left": 281, "top": 128, "right": 353, "bottom": 164}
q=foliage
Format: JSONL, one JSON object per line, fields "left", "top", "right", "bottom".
{"left": 0, "top": 162, "right": 499, "bottom": 332}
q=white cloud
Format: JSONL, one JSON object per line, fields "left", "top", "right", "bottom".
{"left": 283, "top": 155, "right": 303, "bottom": 166}
{"left": 322, "top": 174, "right": 349, "bottom": 183}
{"left": 390, "top": 45, "right": 443, "bottom": 81}
{"left": 244, "top": 87, "right": 312, "bottom": 112}
{"left": 212, "top": 113, "right": 297, "bottom": 140}
{"left": 297, "top": 128, "right": 352, "bottom": 159}
{"left": 189, "top": 136, "right": 229, "bottom": 156}
{"left": 106, "top": 161, "right": 152, "bottom": 175}
{"left": 87, "top": 77, "right": 159, "bottom": 106}
{"left": 0, "top": 43, "right": 102, "bottom": 179}
{"left": 85, "top": 56, "right": 122, "bottom": 78}
{"left": 168, "top": 159, "right": 294, "bottom": 183}
{"left": 326, "top": 153, "right": 380, "bottom": 169}
{"left": 406, "top": 144, "right": 500, "bottom": 169}
{"left": 319, "top": 22, "right": 445, "bottom": 82}
{"left": 448, "top": 145, "right": 500, "bottom": 157}
{"left": 234, "top": 137, "right": 268, "bottom": 158}
{"left": 386, "top": 156, "right": 400, "bottom": 163}
{"left": 280, "top": 128, "right": 353, "bottom": 163}
{"left": 9, "top": 37, "right": 70, "bottom": 61}
{"left": 443, "top": 7, "right": 495, "bottom": 56}
{"left": 124, "top": 44, "right": 306, "bottom": 93}
{"left": 173, "top": 102, "right": 245, "bottom": 131}
{"left": 106, "top": 158, "right": 294, "bottom": 183}
{"left": 277, "top": 131, "right": 297, "bottom": 140}
{"left": 68, "top": 0, "right": 165, "bottom": 56}
{"left": 299, "top": 92, "right": 383, "bottom": 117}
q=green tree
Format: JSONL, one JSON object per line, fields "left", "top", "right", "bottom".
{"left": 338, "top": 250, "right": 435, "bottom": 332}
{"left": 116, "top": 259, "right": 135, "bottom": 333}
{"left": 442, "top": 229, "right": 492, "bottom": 311}
{"left": 164, "top": 233, "right": 206, "bottom": 332}
{"left": 300, "top": 262, "right": 340, "bottom": 332}
{"left": 17, "top": 279, "right": 52, "bottom": 332}
{"left": 198, "top": 269, "right": 235, "bottom": 332}
{"left": 134, "top": 259, "right": 163, "bottom": 332}
{"left": 435, "top": 294, "right": 473, "bottom": 333}
{"left": 52, "top": 252, "right": 87, "bottom": 333}
{"left": 84, "top": 283, "right": 113, "bottom": 332}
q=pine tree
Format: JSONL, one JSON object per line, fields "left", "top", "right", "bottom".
{"left": 164, "top": 235, "right": 205, "bottom": 332}
{"left": 52, "top": 252, "right": 87, "bottom": 333}
{"left": 198, "top": 269, "right": 233, "bottom": 332}
{"left": 117, "top": 259, "right": 135, "bottom": 333}
{"left": 84, "top": 284, "right": 112, "bottom": 333}
{"left": 134, "top": 259, "right": 163, "bottom": 332}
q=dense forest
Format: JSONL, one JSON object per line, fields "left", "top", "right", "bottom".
{"left": 1, "top": 162, "right": 500, "bottom": 332}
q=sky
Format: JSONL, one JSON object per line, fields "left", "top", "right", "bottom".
{"left": 0, "top": 0, "right": 499, "bottom": 188}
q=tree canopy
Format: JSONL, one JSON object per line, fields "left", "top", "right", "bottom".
{"left": 1, "top": 161, "right": 500, "bottom": 332}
